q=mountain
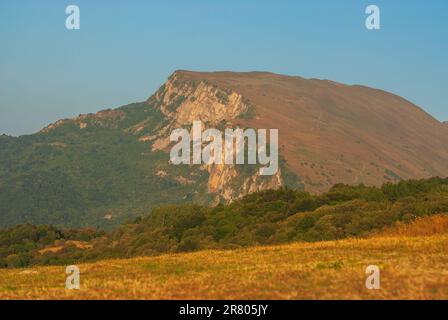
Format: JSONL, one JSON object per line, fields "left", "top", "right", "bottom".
{"left": 1, "top": 70, "right": 448, "bottom": 228}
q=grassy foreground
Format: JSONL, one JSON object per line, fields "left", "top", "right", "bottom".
{"left": 0, "top": 233, "right": 447, "bottom": 299}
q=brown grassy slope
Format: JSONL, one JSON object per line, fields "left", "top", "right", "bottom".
{"left": 1, "top": 233, "right": 447, "bottom": 300}
{"left": 174, "top": 71, "right": 448, "bottom": 193}
{"left": 376, "top": 214, "right": 448, "bottom": 237}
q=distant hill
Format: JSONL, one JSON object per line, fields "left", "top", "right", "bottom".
{"left": 1, "top": 70, "right": 448, "bottom": 228}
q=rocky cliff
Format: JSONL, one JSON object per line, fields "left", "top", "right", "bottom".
{"left": 140, "top": 71, "right": 286, "bottom": 202}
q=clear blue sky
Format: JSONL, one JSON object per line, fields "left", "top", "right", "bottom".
{"left": 1, "top": 0, "right": 447, "bottom": 136}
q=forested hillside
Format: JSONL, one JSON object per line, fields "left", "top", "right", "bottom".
{"left": 0, "top": 101, "right": 211, "bottom": 229}
{"left": 1, "top": 177, "right": 447, "bottom": 268}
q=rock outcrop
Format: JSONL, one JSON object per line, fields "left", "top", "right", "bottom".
{"left": 141, "top": 71, "right": 284, "bottom": 202}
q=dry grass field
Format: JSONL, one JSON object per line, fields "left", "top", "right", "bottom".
{"left": 376, "top": 214, "right": 448, "bottom": 238}
{"left": 0, "top": 223, "right": 447, "bottom": 300}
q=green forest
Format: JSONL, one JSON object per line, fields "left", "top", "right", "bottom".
{"left": 0, "top": 100, "right": 210, "bottom": 229}
{"left": 1, "top": 177, "right": 447, "bottom": 268}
